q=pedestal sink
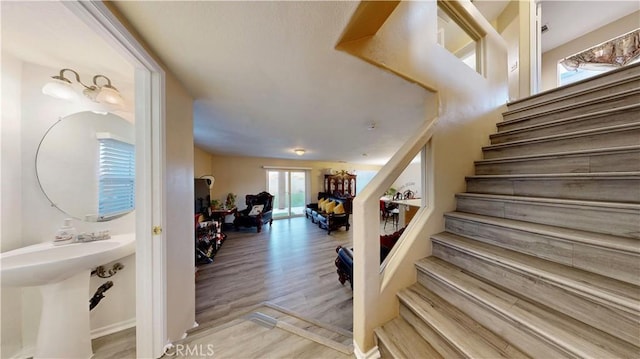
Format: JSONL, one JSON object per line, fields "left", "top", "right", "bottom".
{"left": 0, "top": 233, "right": 135, "bottom": 359}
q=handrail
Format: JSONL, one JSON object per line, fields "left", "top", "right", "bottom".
{"left": 352, "top": 115, "right": 438, "bottom": 353}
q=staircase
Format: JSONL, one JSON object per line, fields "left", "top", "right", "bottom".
{"left": 375, "top": 64, "right": 640, "bottom": 358}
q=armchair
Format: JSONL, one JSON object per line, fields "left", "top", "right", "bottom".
{"left": 233, "top": 191, "right": 274, "bottom": 233}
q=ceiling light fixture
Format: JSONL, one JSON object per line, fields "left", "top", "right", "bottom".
{"left": 294, "top": 148, "right": 305, "bottom": 156}
{"left": 42, "top": 68, "right": 124, "bottom": 108}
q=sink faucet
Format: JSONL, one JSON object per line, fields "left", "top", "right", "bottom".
{"left": 76, "top": 230, "right": 111, "bottom": 242}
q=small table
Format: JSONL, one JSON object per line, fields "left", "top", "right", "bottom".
{"left": 210, "top": 207, "right": 236, "bottom": 220}
{"left": 210, "top": 207, "right": 237, "bottom": 226}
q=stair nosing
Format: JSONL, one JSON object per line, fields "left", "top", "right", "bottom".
{"left": 495, "top": 103, "right": 640, "bottom": 134}
{"left": 475, "top": 145, "right": 640, "bottom": 166}
{"left": 444, "top": 211, "right": 640, "bottom": 254}
{"left": 483, "top": 122, "right": 640, "bottom": 152}
{"left": 416, "top": 258, "right": 633, "bottom": 359}
{"left": 466, "top": 171, "right": 640, "bottom": 180}
{"left": 506, "top": 64, "right": 640, "bottom": 108}
{"left": 503, "top": 87, "right": 640, "bottom": 121}
{"left": 431, "top": 231, "right": 640, "bottom": 313}
{"left": 455, "top": 193, "right": 640, "bottom": 211}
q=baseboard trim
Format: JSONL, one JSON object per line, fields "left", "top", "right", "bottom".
{"left": 90, "top": 317, "right": 136, "bottom": 339}
{"left": 10, "top": 345, "right": 35, "bottom": 359}
{"left": 353, "top": 341, "right": 381, "bottom": 359}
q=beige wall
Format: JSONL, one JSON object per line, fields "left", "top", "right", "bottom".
{"left": 164, "top": 72, "right": 196, "bottom": 343}
{"left": 497, "top": 0, "right": 521, "bottom": 101}
{"left": 541, "top": 11, "right": 640, "bottom": 91}
{"left": 193, "top": 146, "right": 213, "bottom": 178}
{"left": 207, "top": 154, "right": 381, "bottom": 206}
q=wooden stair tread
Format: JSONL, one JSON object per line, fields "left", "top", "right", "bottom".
{"left": 475, "top": 145, "right": 640, "bottom": 165}
{"left": 502, "top": 87, "right": 640, "bottom": 122}
{"left": 467, "top": 171, "right": 640, "bottom": 180}
{"left": 375, "top": 317, "right": 442, "bottom": 359}
{"left": 416, "top": 257, "right": 639, "bottom": 359}
{"left": 398, "top": 285, "right": 530, "bottom": 359}
{"left": 496, "top": 103, "right": 640, "bottom": 134}
{"left": 444, "top": 211, "right": 640, "bottom": 253}
{"left": 455, "top": 192, "right": 640, "bottom": 211}
{"left": 506, "top": 62, "right": 640, "bottom": 108}
{"left": 483, "top": 122, "right": 640, "bottom": 151}
{"left": 432, "top": 231, "right": 640, "bottom": 311}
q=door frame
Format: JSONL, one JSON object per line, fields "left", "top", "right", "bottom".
{"left": 65, "top": 2, "right": 167, "bottom": 358}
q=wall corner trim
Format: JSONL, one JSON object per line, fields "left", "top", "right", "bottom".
{"left": 353, "top": 340, "right": 381, "bottom": 359}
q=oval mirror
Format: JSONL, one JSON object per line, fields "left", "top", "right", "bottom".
{"left": 36, "top": 111, "right": 135, "bottom": 222}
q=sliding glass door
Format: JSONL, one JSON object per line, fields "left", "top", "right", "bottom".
{"left": 267, "top": 170, "right": 307, "bottom": 219}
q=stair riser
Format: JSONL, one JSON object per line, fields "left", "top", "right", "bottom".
{"left": 466, "top": 177, "right": 640, "bottom": 203}
{"left": 502, "top": 90, "right": 639, "bottom": 125}
{"left": 506, "top": 66, "right": 640, "bottom": 113}
{"left": 475, "top": 149, "right": 640, "bottom": 175}
{"left": 398, "top": 305, "right": 462, "bottom": 358}
{"left": 375, "top": 335, "right": 394, "bottom": 359}
{"left": 432, "top": 242, "right": 640, "bottom": 346}
{"left": 493, "top": 109, "right": 640, "bottom": 144}
{"left": 444, "top": 216, "right": 640, "bottom": 285}
{"left": 483, "top": 127, "right": 640, "bottom": 159}
{"left": 416, "top": 270, "right": 572, "bottom": 358}
{"left": 455, "top": 195, "right": 640, "bottom": 239}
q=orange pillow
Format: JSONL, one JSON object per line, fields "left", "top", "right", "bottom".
{"left": 318, "top": 198, "right": 327, "bottom": 211}
{"left": 333, "top": 203, "right": 345, "bottom": 214}
{"left": 325, "top": 201, "right": 336, "bottom": 214}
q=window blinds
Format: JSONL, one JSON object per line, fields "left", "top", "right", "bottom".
{"left": 98, "top": 138, "right": 135, "bottom": 220}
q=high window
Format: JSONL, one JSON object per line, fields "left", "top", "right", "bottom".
{"left": 437, "top": 1, "right": 485, "bottom": 75}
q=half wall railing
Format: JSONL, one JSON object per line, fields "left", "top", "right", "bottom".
{"left": 352, "top": 115, "right": 438, "bottom": 355}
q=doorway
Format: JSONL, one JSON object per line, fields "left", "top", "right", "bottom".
{"left": 267, "top": 169, "right": 308, "bottom": 219}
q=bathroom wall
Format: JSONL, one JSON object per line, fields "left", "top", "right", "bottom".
{"left": 1, "top": 57, "right": 136, "bottom": 356}
{"left": 1, "top": 50, "right": 24, "bottom": 359}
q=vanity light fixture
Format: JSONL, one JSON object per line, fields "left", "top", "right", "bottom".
{"left": 42, "top": 68, "right": 125, "bottom": 107}
{"left": 294, "top": 148, "right": 305, "bottom": 156}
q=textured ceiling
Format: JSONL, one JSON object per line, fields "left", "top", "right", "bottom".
{"left": 112, "top": 1, "right": 429, "bottom": 165}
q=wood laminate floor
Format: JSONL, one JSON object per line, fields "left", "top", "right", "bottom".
{"left": 93, "top": 217, "right": 356, "bottom": 358}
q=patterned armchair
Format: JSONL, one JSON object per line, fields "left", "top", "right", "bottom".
{"left": 233, "top": 191, "right": 274, "bottom": 233}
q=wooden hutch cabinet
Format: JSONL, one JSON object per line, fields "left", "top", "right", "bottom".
{"left": 324, "top": 171, "right": 357, "bottom": 197}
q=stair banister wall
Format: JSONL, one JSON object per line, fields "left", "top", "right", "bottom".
{"left": 340, "top": 1, "right": 509, "bottom": 356}
{"left": 353, "top": 118, "right": 438, "bottom": 357}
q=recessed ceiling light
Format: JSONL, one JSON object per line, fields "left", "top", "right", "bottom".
{"left": 294, "top": 148, "right": 305, "bottom": 156}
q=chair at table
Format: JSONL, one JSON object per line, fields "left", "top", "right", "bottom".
{"left": 233, "top": 191, "right": 274, "bottom": 233}
{"left": 384, "top": 192, "right": 402, "bottom": 230}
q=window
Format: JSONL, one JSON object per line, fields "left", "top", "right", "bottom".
{"left": 97, "top": 137, "right": 135, "bottom": 220}
{"left": 437, "top": 1, "right": 485, "bottom": 74}
{"left": 558, "top": 29, "right": 640, "bottom": 87}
